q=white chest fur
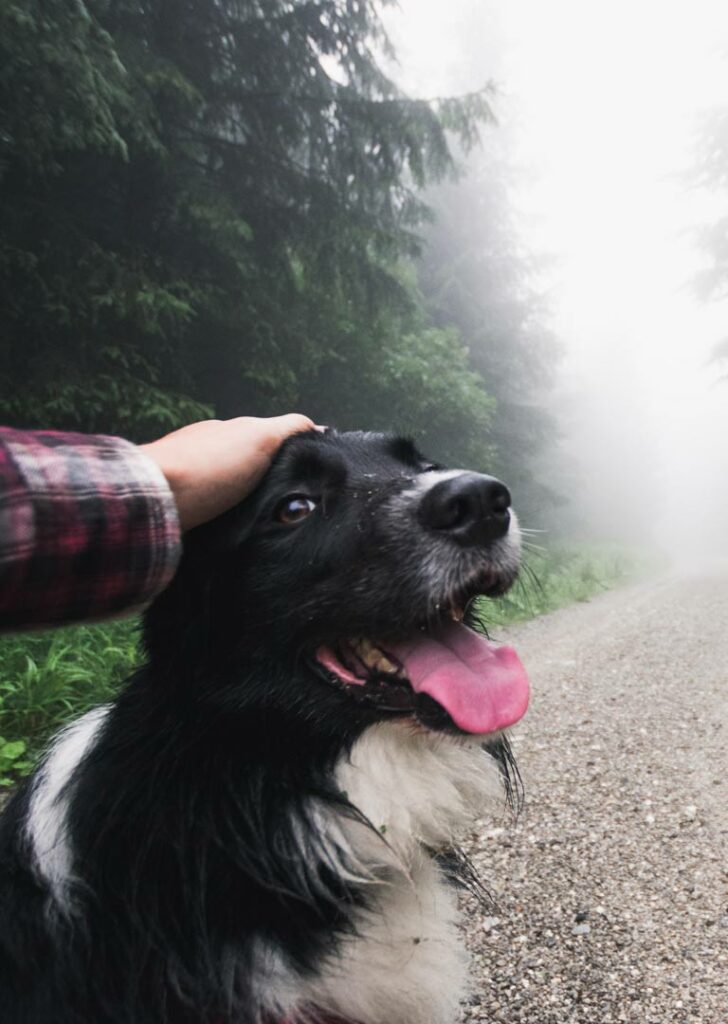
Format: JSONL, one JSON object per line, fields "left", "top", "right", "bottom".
{"left": 290, "top": 725, "right": 504, "bottom": 1024}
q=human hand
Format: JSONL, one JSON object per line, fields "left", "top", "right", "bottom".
{"left": 141, "top": 414, "right": 317, "bottom": 530}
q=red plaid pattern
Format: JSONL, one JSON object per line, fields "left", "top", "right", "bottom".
{"left": 0, "top": 427, "right": 181, "bottom": 630}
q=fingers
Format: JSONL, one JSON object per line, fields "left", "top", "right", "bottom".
{"left": 140, "top": 413, "right": 324, "bottom": 531}
{"left": 265, "top": 413, "right": 317, "bottom": 439}
{"left": 232, "top": 413, "right": 320, "bottom": 456}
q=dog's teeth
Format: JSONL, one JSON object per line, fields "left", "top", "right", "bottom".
{"left": 377, "top": 654, "right": 397, "bottom": 673}
{"left": 359, "top": 640, "right": 381, "bottom": 669}
{"left": 451, "top": 607, "right": 464, "bottom": 622}
{"left": 348, "top": 638, "right": 398, "bottom": 673}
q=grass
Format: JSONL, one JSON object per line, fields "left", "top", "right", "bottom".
{"left": 0, "top": 544, "right": 650, "bottom": 786}
{"left": 0, "top": 619, "right": 140, "bottom": 785}
{"left": 480, "top": 543, "right": 652, "bottom": 628}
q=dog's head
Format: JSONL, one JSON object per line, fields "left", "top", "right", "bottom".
{"left": 146, "top": 429, "right": 528, "bottom": 740}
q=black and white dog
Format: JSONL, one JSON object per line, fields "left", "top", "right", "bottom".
{"left": 0, "top": 430, "right": 529, "bottom": 1024}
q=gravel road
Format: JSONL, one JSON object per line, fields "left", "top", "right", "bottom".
{"left": 460, "top": 573, "right": 728, "bottom": 1023}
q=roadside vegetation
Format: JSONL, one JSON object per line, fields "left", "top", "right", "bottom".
{"left": 0, "top": 546, "right": 650, "bottom": 788}
{"left": 481, "top": 543, "right": 655, "bottom": 627}
{"left": 0, "top": 621, "right": 140, "bottom": 787}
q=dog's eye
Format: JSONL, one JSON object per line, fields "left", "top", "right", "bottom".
{"left": 276, "top": 495, "right": 318, "bottom": 524}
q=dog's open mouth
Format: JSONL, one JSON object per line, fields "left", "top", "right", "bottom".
{"left": 316, "top": 617, "right": 529, "bottom": 737}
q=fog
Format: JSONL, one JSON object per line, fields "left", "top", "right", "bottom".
{"left": 385, "top": 0, "right": 728, "bottom": 567}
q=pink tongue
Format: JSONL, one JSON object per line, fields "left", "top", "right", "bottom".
{"left": 390, "top": 622, "right": 529, "bottom": 735}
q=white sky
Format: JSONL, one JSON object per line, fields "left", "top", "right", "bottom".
{"left": 385, "top": 0, "right": 728, "bottom": 560}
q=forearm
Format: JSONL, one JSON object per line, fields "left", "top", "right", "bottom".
{"left": 0, "top": 428, "right": 181, "bottom": 631}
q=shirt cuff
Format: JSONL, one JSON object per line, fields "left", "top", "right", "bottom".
{"left": 0, "top": 428, "right": 182, "bottom": 630}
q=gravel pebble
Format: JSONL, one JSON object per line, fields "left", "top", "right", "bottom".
{"left": 459, "top": 575, "right": 728, "bottom": 1023}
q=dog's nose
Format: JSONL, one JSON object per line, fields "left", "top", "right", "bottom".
{"left": 418, "top": 473, "right": 511, "bottom": 546}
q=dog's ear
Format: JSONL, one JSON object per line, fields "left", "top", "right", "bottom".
{"left": 181, "top": 499, "right": 258, "bottom": 560}
{"left": 142, "top": 501, "right": 258, "bottom": 660}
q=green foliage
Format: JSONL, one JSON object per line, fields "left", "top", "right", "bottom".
{"left": 370, "top": 326, "right": 497, "bottom": 468}
{"left": 0, "top": 1, "right": 131, "bottom": 171}
{"left": 479, "top": 545, "right": 652, "bottom": 628}
{"left": 0, "top": 620, "right": 140, "bottom": 779}
{"left": 0, "top": 0, "right": 496, "bottom": 441}
{"left": 0, "top": 738, "right": 32, "bottom": 788}
{"left": 1, "top": 0, "right": 558, "bottom": 544}
{"left": 0, "top": 372, "right": 213, "bottom": 437}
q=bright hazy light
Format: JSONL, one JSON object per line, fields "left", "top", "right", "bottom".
{"left": 386, "top": 0, "right": 728, "bottom": 564}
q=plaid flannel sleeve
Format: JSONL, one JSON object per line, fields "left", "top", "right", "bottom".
{"left": 0, "top": 427, "right": 181, "bottom": 631}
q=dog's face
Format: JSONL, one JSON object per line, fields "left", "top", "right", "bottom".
{"left": 156, "top": 430, "right": 528, "bottom": 738}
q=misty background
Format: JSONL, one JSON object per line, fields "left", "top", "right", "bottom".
{"left": 389, "top": 0, "right": 728, "bottom": 565}
{"left": 3, "top": 0, "right": 728, "bottom": 566}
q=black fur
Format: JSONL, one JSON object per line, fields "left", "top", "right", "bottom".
{"left": 0, "top": 429, "right": 520, "bottom": 1024}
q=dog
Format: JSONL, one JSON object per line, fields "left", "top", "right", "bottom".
{"left": 0, "top": 429, "right": 529, "bottom": 1024}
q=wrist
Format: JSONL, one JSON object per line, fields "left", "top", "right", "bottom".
{"left": 139, "top": 441, "right": 192, "bottom": 530}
